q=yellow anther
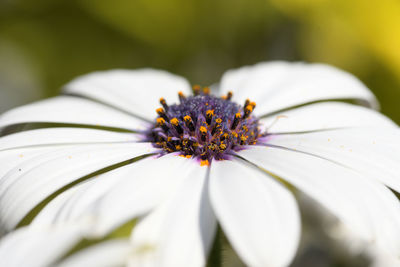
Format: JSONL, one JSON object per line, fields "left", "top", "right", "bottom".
{"left": 184, "top": 115, "right": 192, "bottom": 122}
{"left": 235, "top": 112, "right": 242, "bottom": 119}
{"left": 200, "top": 126, "right": 207, "bottom": 134}
{"left": 240, "top": 135, "right": 248, "bottom": 141}
{"left": 245, "top": 105, "right": 253, "bottom": 112}
{"left": 220, "top": 143, "right": 227, "bottom": 150}
{"left": 156, "top": 117, "right": 165, "bottom": 125}
{"left": 175, "top": 145, "right": 182, "bottom": 150}
{"left": 200, "top": 159, "right": 209, "bottom": 166}
{"left": 206, "top": 109, "right": 214, "bottom": 125}
{"left": 203, "top": 87, "right": 210, "bottom": 94}
{"left": 186, "top": 155, "right": 192, "bottom": 158}
{"left": 232, "top": 132, "right": 238, "bottom": 138}
{"left": 215, "top": 118, "right": 222, "bottom": 124}
{"left": 178, "top": 91, "right": 186, "bottom": 102}
{"left": 220, "top": 133, "right": 229, "bottom": 140}
{"left": 156, "top": 107, "right": 164, "bottom": 114}
{"left": 170, "top": 118, "right": 179, "bottom": 126}
{"left": 249, "top": 102, "right": 256, "bottom": 108}
{"left": 159, "top": 97, "right": 168, "bottom": 110}
{"left": 193, "top": 85, "right": 201, "bottom": 95}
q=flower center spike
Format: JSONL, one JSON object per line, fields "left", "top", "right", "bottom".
{"left": 146, "top": 86, "right": 261, "bottom": 165}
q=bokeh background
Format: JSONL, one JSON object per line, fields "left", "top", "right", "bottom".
{"left": 1, "top": 0, "right": 399, "bottom": 266}
{"left": 1, "top": 0, "right": 400, "bottom": 123}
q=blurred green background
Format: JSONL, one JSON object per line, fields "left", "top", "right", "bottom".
{"left": 1, "top": 0, "right": 399, "bottom": 265}
{"left": 1, "top": 0, "right": 400, "bottom": 124}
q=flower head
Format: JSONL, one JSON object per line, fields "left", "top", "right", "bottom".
{"left": 0, "top": 62, "right": 400, "bottom": 267}
{"left": 147, "top": 88, "right": 261, "bottom": 163}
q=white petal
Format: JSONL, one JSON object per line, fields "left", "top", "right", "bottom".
{"left": 260, "top": 102, "right": 396, "bottom": 134}
{"left": 129, "top": 162, "right": 216, "bottom": 267}
{"left": 88, "top": 154, "right": 204, "bottom": 237}
{"left": 220, "top": 62, "right": 378, "bottom": 116}
{"left": 32, "top": 162, "right": 130, "bottom": 230}
{"left": 267, "top": 128, "right": 400, "bottom": 194}
{"left": 0, "top": 142, "right": 156, "bottom": 232}
{"left": 0, "top": 146, "right": 57, "bottom": 178}
{"left": 0, "top": 127, "right": 141, "bottom": 151}
{"left": 239, "top": 145, "right": 400, "bottom": 256}
{"left": 0, "top": 96, "right": 148, "bottom": 131}
{"left": 56, "top": 239, "right": 131, "bottom": 267}
{"left": 0, "top": 224, "right": 83, "bottom": 267}
{"left": 64, "top": 69, "right": 192, "bottom": 120}
{"left": 35, "top": 154, "right": 203, "bottom": 237}
{"left": 209, "top": 159, "right": 300, "bottom": 267}
{"left": 32, "top": 179, "right": 96, "bottom": 228}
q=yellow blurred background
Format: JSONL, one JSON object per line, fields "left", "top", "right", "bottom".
{"left": 1, "top": 0, "right": 399, "bottom": 120}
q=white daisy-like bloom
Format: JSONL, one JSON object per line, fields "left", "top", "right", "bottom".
{"left": 0, "top": 61, "right": 400, "bottom": 267}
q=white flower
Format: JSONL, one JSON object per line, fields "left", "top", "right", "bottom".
{"left": 1, "top": 61, "right": 400, "bottom": 267}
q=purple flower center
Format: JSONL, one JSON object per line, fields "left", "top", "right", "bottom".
{"left": 145, "top": 87, "right": 261, "bottom": 165}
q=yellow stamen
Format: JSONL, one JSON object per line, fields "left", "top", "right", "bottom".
{"left": 200, "top": 159, "right": 209, "bottom": 166}
{"left": 178, "top": 91, "right": 186, "bottom": 100}
{"left": 193, "top": 85, "right": 201, "bottom": 95}
{"left": 245, "top": 105, "right": 253, "bottom": 113}
{"left": 170, "top": 118, "right": 179, "bottom": 126}
{"left": 206, "top": 109, "right": 214, "bottom": 124}
{"left": 156, "top": 117, "right": 165, "bottom": 125}
{"left": 220, "top": 133, "right": 229, "bottom": 141}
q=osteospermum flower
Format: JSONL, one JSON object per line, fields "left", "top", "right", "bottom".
{"left": 1, "top": 61, "right": 400, "bottom": 267}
